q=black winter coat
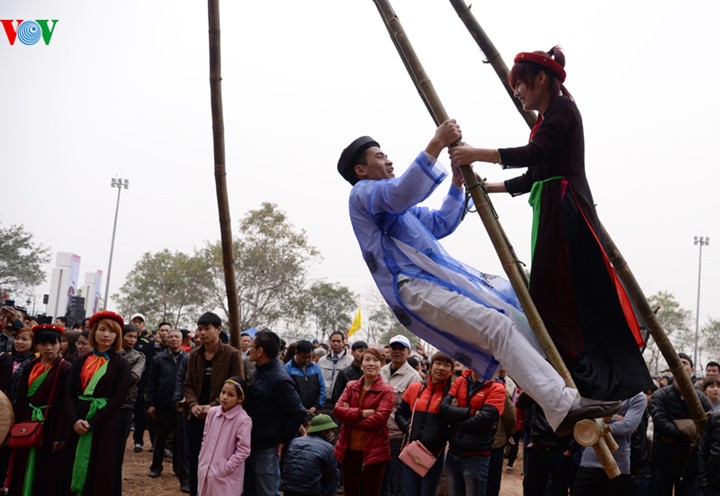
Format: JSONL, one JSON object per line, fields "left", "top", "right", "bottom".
{"left": 244, "top": 359, "right": 306, "bottom": 450}
{"left": 651, "top": 385, "right": 712, "bottom": 468}
{"left": 396, "top": 380, "right": 451, "bottom": 455}
{"left": 147, "top": 349, "right": 186, "bottom": 408}
{"left": 280, "top": 435, "right": 339, "bottom": 496}
{"left": 698, "top": 410, "right": 720, "bottom": 490}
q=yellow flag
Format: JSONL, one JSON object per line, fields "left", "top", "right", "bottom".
{"left": 346, "top": 308, "right": 362, "bottom": 339}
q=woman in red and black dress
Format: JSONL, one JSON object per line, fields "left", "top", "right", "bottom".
{"left": 63, "top": 311, "right": 131, "bottom": 496}
{"left": 5, "top": 324, "right": 71, "bottom": 496}
{"left": 449, "top": 46, "right": 651, "bottom": 402}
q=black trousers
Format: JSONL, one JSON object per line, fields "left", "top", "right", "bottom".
{"left": 114, "top": 408, "right": 134, "bottom": 496}
{"left": 523, "top": 446, "right": 573, "bottom": 496}
{"left": 651, "top": 462, "right": 699, "bottom": 496}
{"left": 485, "top": 445, "right": 505, "bottom": 496}
{"left": 133, "top": 393, "right": 155, "bottom": 447}
{"left": 573, "top": 466, "right": 631, "bottom": 496}
{"left": 188, "top": 416, "right": 205, "bottom": 496}
{"left": 150, "top": 406, "right": 176, "bottom": 472}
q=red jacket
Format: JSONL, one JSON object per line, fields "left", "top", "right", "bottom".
{"left": 439, "top": 370, "right": 506, "bottom": 454}
{"left": 333, "top": 375, "right": 394, "bottom": 466}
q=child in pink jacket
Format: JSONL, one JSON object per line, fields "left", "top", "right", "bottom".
{"left": 197, "top": 377, "right": 252, "bottom": 496}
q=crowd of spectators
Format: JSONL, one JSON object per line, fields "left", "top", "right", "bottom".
{"left": 0, "top": 304, "right": 718, "bottom": 495}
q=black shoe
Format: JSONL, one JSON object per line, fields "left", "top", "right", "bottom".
{"left": 133, "top": 443, "right": 143, "bottom": 453}
{"left": 555, "top": 397, "right": 622, "bottom": 436}
{"left": 149, "top": 470, "right": 161, "bottom": 478}
{"left": 180, "top": 482, "right": 191, "bottom": 493}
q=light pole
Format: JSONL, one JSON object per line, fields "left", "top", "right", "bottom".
{"left": 104, "top": 177, "right": 129, "bottom": 310}
{"left": 693, "top": 235, "right": 710, "bottom": 371}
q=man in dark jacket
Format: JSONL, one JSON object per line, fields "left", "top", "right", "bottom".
{"left": 116, "top": 324, "right": 146, "bottom": 496}
{"left": 440, "top": 368, "right": 506, "bottom": 495}
{"left": 517, "top": 392, "right": 577, "bottom": 496}
{"left": 651, "top": 352, "right": 712, "bottom": 496}
{"left": 285, "top": 339, "right": 326, "bottom": 413}
{"left": 329, "top": 340, "right": 367, "bottom": 410}
{"left": 244, "top": 329, "right": 307, "bottom": 496}
{"left": 281, "top": 414, "right": 340, "bottom": 496}
{"left": 146, "top": 328, "right": 188, "bottom": 488}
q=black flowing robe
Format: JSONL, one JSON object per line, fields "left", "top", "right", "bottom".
{"left": 7, "top": 356, "right": 71, "bottom": 496}
{"left": 499, "top": 95, "right": 652, "bottom": 401}
{"left": 62, "top": 352, "right": 131, "bottom": 495}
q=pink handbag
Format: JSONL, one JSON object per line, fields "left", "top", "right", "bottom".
{"left": 398, "top": 385, "right": 437, "bottom": 477}
{"left": 399, "top": 439, "right": 437, "bottom": 477}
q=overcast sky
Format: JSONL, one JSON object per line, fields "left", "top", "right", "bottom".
{"left": 3, "top": 1, "right": 718, "bottom": 341}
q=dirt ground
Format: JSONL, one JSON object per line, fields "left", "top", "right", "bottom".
{"left": 121, "top": 436, "right": 524, "bottom": 496}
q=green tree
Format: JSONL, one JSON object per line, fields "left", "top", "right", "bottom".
{"left": 114, "top": 249, "right": 212, "bottom": 328}
{"left": 644, "top": 291, "right": 693, "bottom": 375}
{"left": 203, "top": 203, "right": 320, "bottom": 330}
{"left": 702, "top": 318, "right": 720, "bottom": 364}
{"left": 296, "top": 281, "right": 356, "bottom": 343}
{"left": 0, "top": 223, "right": 51, "bottom": 296}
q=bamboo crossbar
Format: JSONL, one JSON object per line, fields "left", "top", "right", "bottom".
{"left": 447, "top": 0, "right": 706, "bottom": 436}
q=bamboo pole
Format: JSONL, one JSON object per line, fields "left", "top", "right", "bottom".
{"left": 369, "top": 0, "right": 622, "bottom": 478}
{"left": 208, "top": 0, "right": 243, "bottom": 359}
{"left": 447, "top": 0, "right": 706, "bottom": 436}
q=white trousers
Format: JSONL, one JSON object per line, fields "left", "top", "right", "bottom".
{"left": 398, "top": 277, "right": 577, "bottom": 430}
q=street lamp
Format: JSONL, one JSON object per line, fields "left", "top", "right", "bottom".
{"left": 104, "top": 177, "right": 129, "bottom": 310}
{"left": 693, "top": 235, "right": 710, "bottom": 370}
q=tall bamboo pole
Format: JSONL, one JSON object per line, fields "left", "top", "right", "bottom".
{"left": 447, "top": 0, "right": 705, "bottom": 435}
{"left": 208, "top": 0, "right": 242, "bottom": 356}
{"left": 370, "top": 0, "right": 620, "bottom": 477}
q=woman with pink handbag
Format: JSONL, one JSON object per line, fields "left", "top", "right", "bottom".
{"left": 395, "top": 352, "right": 454, "bottom": 495}
{"left": 333, "top": 348, "right": 394, "bottom": 496}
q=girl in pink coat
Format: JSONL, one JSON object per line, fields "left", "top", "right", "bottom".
{"left": 197, "top": 377, "right": 252, "bottom": 496}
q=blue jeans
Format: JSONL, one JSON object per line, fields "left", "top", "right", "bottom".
{"left": 403, "top": 452, "right": 444, "bottom": 496}
{"left": 445, "top": 451, "right": 490, "bottom": 496}
{"left": 244, "top": 446, "right": 280, "bottom": 496}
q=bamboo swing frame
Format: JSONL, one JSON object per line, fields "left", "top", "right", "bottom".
{"left": 370, "top": 0, "right": 621, "bottom": 477}
{"left": 447, "top": 0, "right": 706, "bottom": 438}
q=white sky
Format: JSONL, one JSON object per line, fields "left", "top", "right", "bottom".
{"left": 2, "top": 0, "right": 718, "bottom": 336}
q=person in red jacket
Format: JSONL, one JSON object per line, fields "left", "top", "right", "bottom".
{"left": 440, "top": 368, "right": 507, "bottom": 495}
{"left": 395, "top": 352, "right": 454, "bottom": 496}
{"left": 333, "top": 348, "right": 394, "bottom": 496}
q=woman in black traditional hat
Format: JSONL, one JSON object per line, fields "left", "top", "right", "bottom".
{"left": 449, "top": 47, "right": 651, "bottom": 402}
{"left": 62, "top": 311, "right": 131, "bottom": 496}
{"left": 5, "top": 324, "right": 71, "bottom": 495}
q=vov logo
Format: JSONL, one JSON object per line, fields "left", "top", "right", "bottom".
{"left": 1, "top": 20, "right": 58, "bottom": 46}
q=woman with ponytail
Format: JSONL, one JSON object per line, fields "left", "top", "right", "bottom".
{"left": 449, "top": 47, "right": 652, "bottom": 402}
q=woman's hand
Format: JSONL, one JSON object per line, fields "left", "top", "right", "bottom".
{"left": 73, "top": 419, "right": 91, "bottom": 435}
{"left": 449, "top": 145, "right": 479, "bottom": 167}
{"left": 362, "top": 409, "right": 376, "bottom": 418}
